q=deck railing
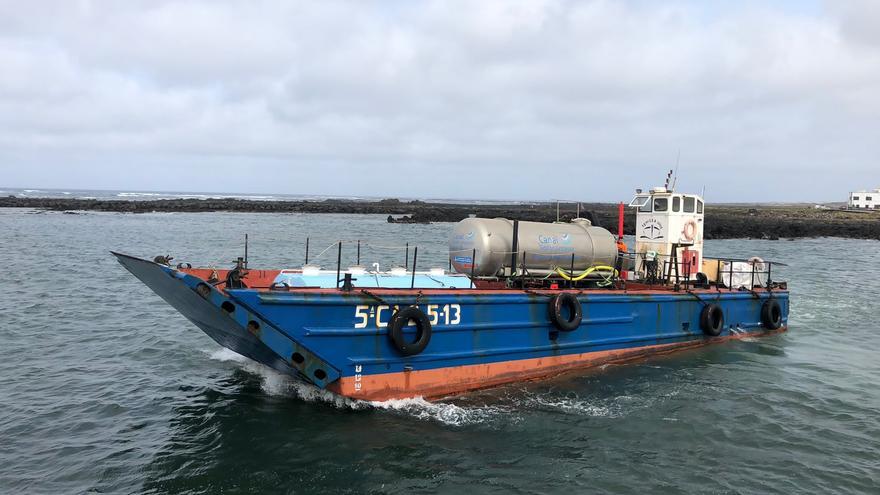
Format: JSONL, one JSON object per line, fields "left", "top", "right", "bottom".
{"left": 270, "top": 237, "right": 786, "bottom": 292}
{"left": 626, "top": 249, "right": 786, "bottom": 291}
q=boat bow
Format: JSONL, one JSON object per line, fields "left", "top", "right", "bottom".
{"left": 111, "top": 252, "right": 340, "bottom": 387}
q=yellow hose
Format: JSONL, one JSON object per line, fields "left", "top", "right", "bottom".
{"left": 555, "top": 265, "right": 618, "bottom": 281}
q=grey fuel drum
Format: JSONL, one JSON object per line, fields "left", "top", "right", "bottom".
{"left": 449, "top": 217, "right": 618, "bottom": 277}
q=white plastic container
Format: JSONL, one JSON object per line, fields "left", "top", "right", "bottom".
{"left": 719, "top": 258, "right": 767, "bottom": 289}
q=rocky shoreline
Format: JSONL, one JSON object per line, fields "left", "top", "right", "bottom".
{"left": 3, "top": 195, "right": 879, "bottom": 240}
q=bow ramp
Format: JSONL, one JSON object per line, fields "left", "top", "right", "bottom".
{"left": 111, "top": 252, "right": 340, "bottom": 388}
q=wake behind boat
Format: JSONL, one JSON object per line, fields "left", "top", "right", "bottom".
{"left": 114, "top": 181, "right": 789, "bottom": 401}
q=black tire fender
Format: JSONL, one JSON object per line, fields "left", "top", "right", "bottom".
{"left": 549, "top": 293, "right": 583, "bottom": 332}
{"left": 389, "top": 306, "right": 432, "bottom": 356}
{"left": 761, "top": 299, "right": 783, "bottom": 330}
{"left": 700, "top": 304, "right": 724, "bottom": 336}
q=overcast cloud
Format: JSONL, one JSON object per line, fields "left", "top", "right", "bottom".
{"left": 1, "top": 0, "right": 879, "bottom": 201}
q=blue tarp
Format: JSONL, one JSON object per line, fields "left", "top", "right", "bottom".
{"left": 272, "top": 271, "right": 474, "bottom": 289}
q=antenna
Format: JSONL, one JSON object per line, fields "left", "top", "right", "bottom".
{"left": 671, "top": 149, "right": 680, "bottom": 191}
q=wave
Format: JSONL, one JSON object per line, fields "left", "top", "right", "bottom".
{"left": 116, "top": 191, "right": 284, "bottom": 201}
{"left": 116, "top": 192, "right": 166, "bottom": 198}
{"left": 203, "top": 348, "right": 691, "bottom": 427}
{"left": 520, "top": 391, "right": 617, "bottom": 417}
{"left": 369, "top": 396, "right": 518, "bottom": 426}
{"left": 206, "top": 348, "right": 514, "bottom": 426}
{"left": 208, "top": 348, "right": 248, "bottom": 362}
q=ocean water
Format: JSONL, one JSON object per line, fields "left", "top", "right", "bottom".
{"left": 0, "top": 208, "right": 878, "bottom": 494}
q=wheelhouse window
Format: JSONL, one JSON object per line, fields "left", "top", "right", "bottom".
{"left": 853, "top": 196, "right": 860, "bottom": 201}
{"left": 867, "top": 196, "right": 873, "bottom": 201}
{"left": 653, "top": 197, "right": 668, "bottom": 212}
{"left": 697, "top": 199, "right": 703, "bottom": 214}
{"left": 672, "top": 196, "right": 681, "bottom": 212}
{"left": 629, "top": 195, "right": 651, "bottom": 212}
{"left": 683, "top": 196, "right": 695, "bottom": 213}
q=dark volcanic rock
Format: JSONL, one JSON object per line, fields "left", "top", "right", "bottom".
{"left": 2, "top": 196, "right": 878, "bottom": 240}
{"left": 387, "top": 215, "right": 430, "bottom": 224}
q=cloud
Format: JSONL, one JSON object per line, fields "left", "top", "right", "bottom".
{"left": 0, "top": 0, "right": 878, "bottom": 201}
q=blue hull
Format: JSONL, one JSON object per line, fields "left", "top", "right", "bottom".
{"left": 114, "top": 253, "right": 789, "bottom": 400}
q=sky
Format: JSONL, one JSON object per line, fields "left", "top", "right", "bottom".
{"left": 1, "top": 0, "right": 879, "bottom": 202}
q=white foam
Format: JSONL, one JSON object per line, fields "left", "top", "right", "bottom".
{"left": 208, "top": 348, "right": 248, "bottom": 362}
{"left": 523, "top": 392, "right": 616, "bottom": 417}
{"left": 206, "top": 348, "right": 367, "bottom": 407}
{"left": 116, "top": 191, "right": 282, "bottom": 201}
{"left": 204, "top": 348, "right": 512, "bottom": 425}
{"left": 267, "top": 376, "right": 511, "bottom": 425}
{"left": 202, "top": 348, "right": 670, "bottom": 426}
{"left": 267, "top": 375, "right": 369, "bottom": 409}
{"left": 369, "top": 397, "right": 515, "bottom": 426}
{"left": 117, "top": 192, "right": 164, "bottom": 197}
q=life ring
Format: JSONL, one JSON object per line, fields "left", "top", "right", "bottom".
{"left": 761, "top": 299, "right": 783, "bottom": 330}
{"left": 682, "top": 220, "right": 697, "bottom": 242}
{"left": 700, "top": 304, "right": 724, "bottom": 336}
{"left": 549, "top": 293, "right": 582, "bottom": 331}
{"left": 389, "top": 306, "right": 432, "bottom": 356}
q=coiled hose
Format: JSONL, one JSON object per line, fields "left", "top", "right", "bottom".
{"left": 555, "top": 265, "right": 618, "bottom": 286}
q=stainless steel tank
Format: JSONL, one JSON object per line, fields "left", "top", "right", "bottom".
{"left": 449, "top": 217, "right": 618, "bottom": 276}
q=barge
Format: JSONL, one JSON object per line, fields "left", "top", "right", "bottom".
{"left": 115, "top": 184, "right": 788, "bottom": 401}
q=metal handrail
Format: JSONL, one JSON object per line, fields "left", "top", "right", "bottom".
{"left": 300, "top": 236, "right": 785, "bottom": 292}
{"left": 625, "top": 250, "right": 783, "bottom": 291}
